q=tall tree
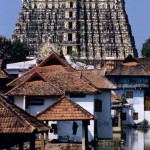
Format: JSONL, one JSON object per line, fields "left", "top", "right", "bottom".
{"left": 0, "top": 36, "right": 34, "bottom": 64}
{"left": 10, "top": 39, "right": 31, "bottom": 63}
{"left": 141, "top": 38, "right": 150, "bottom": 57}
{"left": 0, "top": 36, "right": 11, "bottom": 63}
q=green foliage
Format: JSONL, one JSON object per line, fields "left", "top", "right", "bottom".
{"left": 120, "top": 94, "right": 127, "bottom": 104}
{"left": 10, "top": 39, "right": 31, "bottom": 63}
{"left": 0, "top": 36, "right": 34, "bottom": 64}
{"left": 141, "top": 38, "right": 150, "bottom": 57}
{"left": 0, "top": 36, "right": 11, "bottom": 63}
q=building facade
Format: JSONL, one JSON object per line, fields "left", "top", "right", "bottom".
{"left": 108, "top": 55, "right": 150, "bottom": 125}
{"left": 6, "top": 51, "right": 116, "bottom": 141}
{"left": 13, "top": 0, "right": 138, "bottom": 61}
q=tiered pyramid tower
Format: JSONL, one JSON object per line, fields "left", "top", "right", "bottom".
{"left": 13, "top": 0, "right": 138, "bottom": 62}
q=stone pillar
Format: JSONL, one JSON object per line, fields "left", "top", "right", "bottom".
{"left": 30, "top": 133, "right": 35, "bottom": 150}
{"left": 41, "top": 132, "right": 45, "bottom": 150}
{"left": 82, "top": 120, "right": 88, "bottom": 150}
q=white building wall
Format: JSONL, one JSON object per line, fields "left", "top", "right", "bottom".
{"left": 14, "top": 96, "right": 25, "bottom": 110}
{"left": 95, "top": 91, "right": 112, "bottom": 139}
{"left": 27, "top": 97, "right": 58, "bottom": 116}
{"left": 71, "top": 94, "right": 95, "bottom": 142}
{"left": 113, "top": 89, "right": 145, "bottom": 125}
{"left": 144, "top": 111, "right": 150, "bottom": 123}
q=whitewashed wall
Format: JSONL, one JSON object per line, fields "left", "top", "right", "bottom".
{"left": 95, "top": 91, "right": 112, "bottom": 139}
{"left": 113, "top": 89, "right": 145, "bottom": 125}
{"left": 14, "top": 96, "right": 57, "bottom": 116}
{"left": 14, "top": 96, "right": 25, "bottom": 110}
{"left": 144, "top": 112, "right": 150, "bottom": 123}
{"left": 71, "top": 94, "right": 95, "bottom": 142}
{"left": 27, "top": 97, "right": 58, "bottom": 116}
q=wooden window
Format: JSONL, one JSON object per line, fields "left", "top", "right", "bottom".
{"left": 133, "top": 113, "right": 138, "bottom": 120}
{"left": 95, "top": 99, "right": 102, "bottom": 112}
{"left": 126, "top": 91, "right": 133, "bottom": 98}
{"left": 121, "top": 113, "right": 126, "bottom": 120}
{"left": 144, "top": 98, "right": 150, "bottom": 111}
{"left": 70, "top": 93, "right": 86, "bottom": 98}
{"left": 26, "top": 98, "right": 44, "bottom": 105}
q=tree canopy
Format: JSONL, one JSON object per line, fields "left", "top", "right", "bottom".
{"left": 0, "top": 36, "right": 34, "bottom": 64}
{"left": 141, "top": 38, "right": 150, "bottom": 57}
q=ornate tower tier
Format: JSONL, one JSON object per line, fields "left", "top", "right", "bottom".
{"left": 13, "top": 0, "right": 138, "bottom": 61}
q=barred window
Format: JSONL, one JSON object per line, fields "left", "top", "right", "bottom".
{"left": 95, "top": 99, "right": 102, "bottom": 112}
{"left": 133, "top": 113, "right": 138, "bottom": 120}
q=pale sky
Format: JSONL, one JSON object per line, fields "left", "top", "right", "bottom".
{"left": 0, "top": 0, "right": 150, "bottom": 56}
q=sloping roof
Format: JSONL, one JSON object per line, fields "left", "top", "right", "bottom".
{"left": 108, "top": 55, "right": 150, "bottom": 76}
{"left": 137, "top": 57, "right": 150, "bottom": 72}
{"left": 38, "top": 51, "right": 71, "bottom": 67}
{"left": 0, "top": 95, "right": 49, "bottom": 133}
{"left": 7, "top": 51, "right": 73, "bottom": 87}
{"left": 45, "top": 72, "right": 97, "bottom": 94}
{"left": 0, "top": 69, "right": 10, "bottom": 79}
{"left": 36, "top": 96, "right": 95, "bottom": 121}
{"left": 6, "top": 71, "right": 96, "bottom": 96}
{"left": 81, "top": 70, "right": 117, "bottom": 89}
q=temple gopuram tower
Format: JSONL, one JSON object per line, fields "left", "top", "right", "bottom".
{"left": 13, "top": 0, "right": 138, "bottom": 68}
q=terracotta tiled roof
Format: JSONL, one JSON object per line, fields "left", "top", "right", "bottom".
{"left": 81, "top": 70, "right": 117, "bottom": 89}
{"left": 107, "top": 54, "right": 150, "bottom": 76}
{"left": 137, "top": 57, "right": 150, "bottom": 72}
{"left": 7, "top": 65, "right": 73, "bottom": 87}
{"left": 45, "top": 72, "right": 97, "bottom": 93}
{"left": 0, "top": 70, "right": 10, "bottom": 79}
{"left": 6, "top": 70, "right": 97, "bottom": 96}
{"left": 108, "top": 63, "right": 150, "bottom": 76}
{"left": 37, "top": 96, "right": 95, "bottom": 121}
{"left": 0, "top": 95, "right": 49, "bottom": 133}
{"left": 6, "top": 80, "right": 63, "bottom": 96}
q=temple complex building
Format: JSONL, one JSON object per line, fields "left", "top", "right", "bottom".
{"left": 13, "top": 0, "right": 138, "bottom": 69}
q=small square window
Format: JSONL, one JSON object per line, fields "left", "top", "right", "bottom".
{"left": 126, "top": 91, "right": 133, "bottom": 98}
{"left": 133, "top": 113, "right": 138, "bottom": 120}
{"left": 95, "top": 99, "right": 102, "bottom": 112}
{"left": 121, "top": 113, "right": 126, "bottom": 120}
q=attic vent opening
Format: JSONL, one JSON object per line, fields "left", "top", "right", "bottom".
{"left": 42, "top": 57, "right": 63, "bottom": 66}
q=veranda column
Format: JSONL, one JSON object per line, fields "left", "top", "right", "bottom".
{"left": 41, "top": 132, "right": 45, "bottom": 150}
{"left": 82, "top": 120, "right": 88, "bottom": 150}
{"left": 19, "top": 134, "right": 24, "bottom": 150}
{"left": 30, "top": 133, "right": 35, "bottom": 150}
